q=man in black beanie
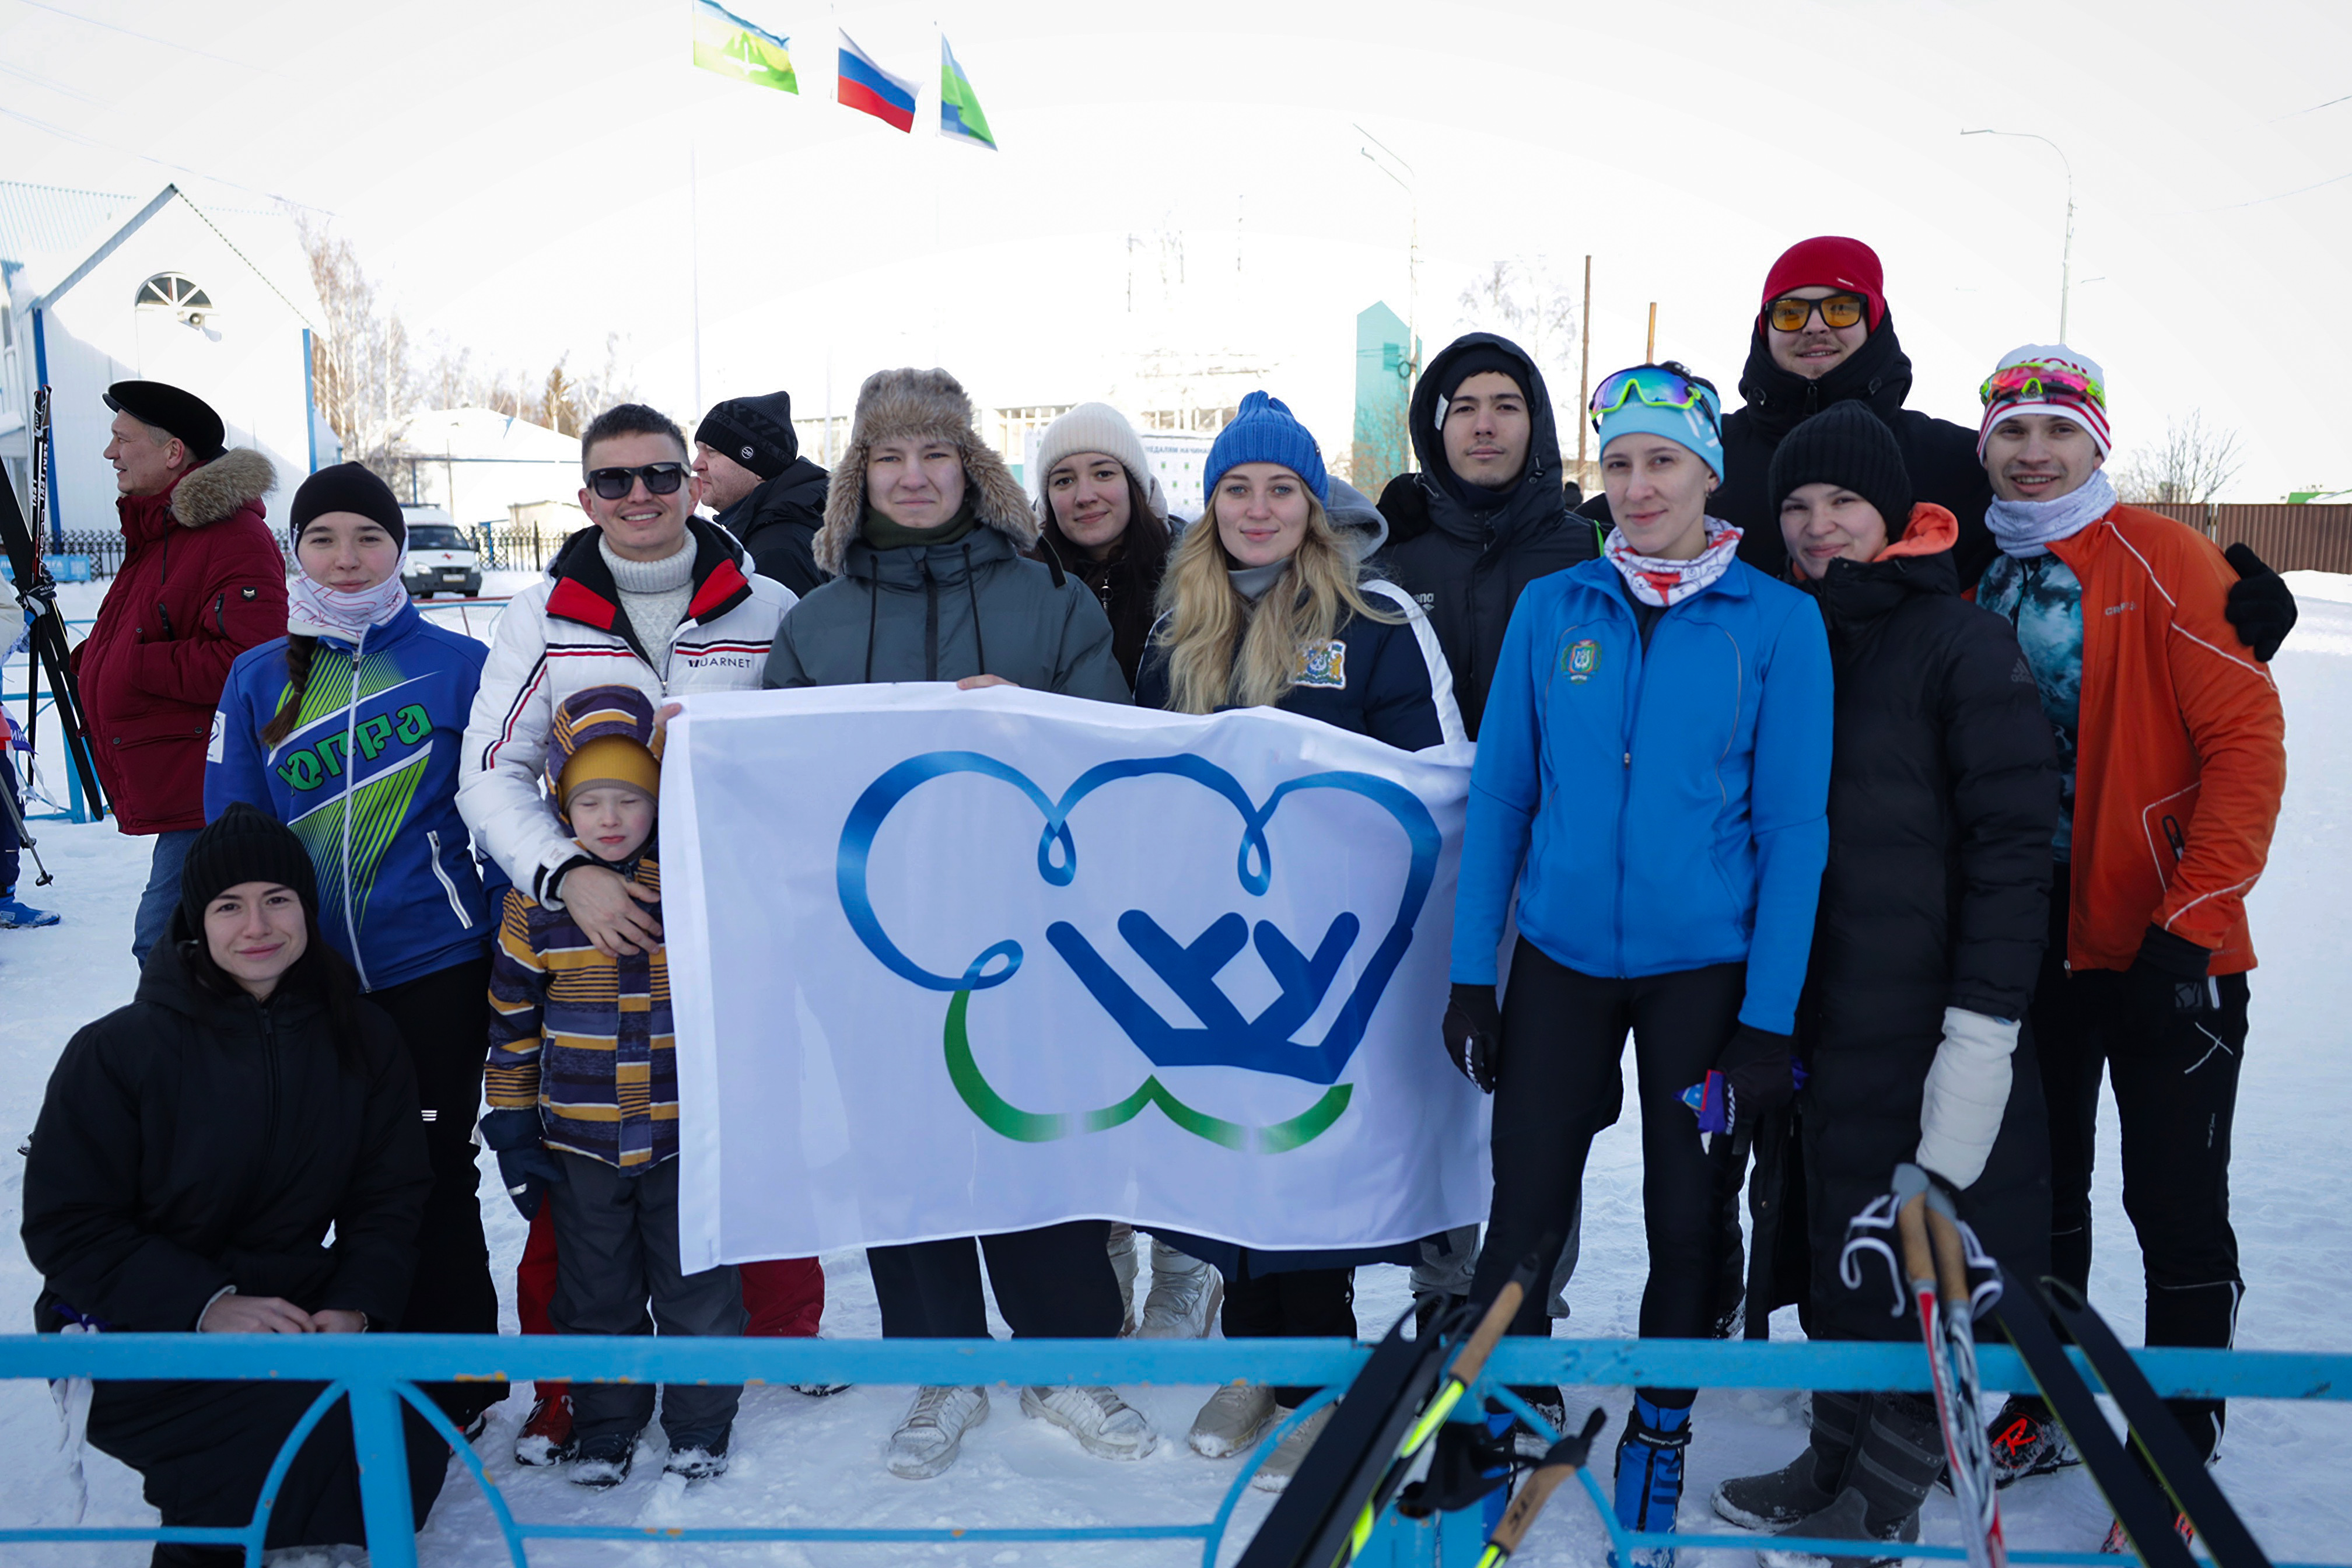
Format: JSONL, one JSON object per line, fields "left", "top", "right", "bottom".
{"left": 693, "top": 390, "right": 830, "bottom": 596}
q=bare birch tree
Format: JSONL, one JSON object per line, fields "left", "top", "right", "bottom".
{"left": 2113, "top": 411, "right": 2245, "bottom": 505}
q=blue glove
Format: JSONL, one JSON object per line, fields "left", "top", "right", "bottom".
{"left": 480, "top": 1108, "right": 563, "bottom": 1221}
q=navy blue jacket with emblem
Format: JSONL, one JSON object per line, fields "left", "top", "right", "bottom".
{"left": 1133, "top": 579, "right": 1466, "bottom": 751}
{"left": 1451, "top": 554, "right": 1833, "bottom": 1035}
{"left": 207, "top": 600, "right": 495, "bottom": 991}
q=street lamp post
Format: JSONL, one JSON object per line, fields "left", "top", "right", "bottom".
{"left": 1962, "top": 128, "right": 2076, "bottom": 341}
{"left": 1356, "top": 124, "right": 1420, "bottom": 380}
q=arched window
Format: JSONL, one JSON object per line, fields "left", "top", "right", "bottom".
{"left": 135, "top": 274, "right": 212, "bottom": 310}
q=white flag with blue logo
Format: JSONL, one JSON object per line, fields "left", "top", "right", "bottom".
{"left": 660, "top": 683, "right": 1488, "bottom": 1268}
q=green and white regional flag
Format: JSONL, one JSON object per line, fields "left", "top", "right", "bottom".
{"left": 692, "top": 0, "right": 797, "bottom": 94}
{"left": 660, "top": 684, "right": 1488, "bottom": 1266}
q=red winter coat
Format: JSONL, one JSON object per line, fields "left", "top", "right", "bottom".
{"left": 74, "top": 449, "right": 287, "bottom": 834}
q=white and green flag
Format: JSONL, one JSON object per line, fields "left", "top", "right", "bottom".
{"left": 660, "top": 684, "right": 1487, "bottom": 1267}
{"left": 691, "top": 0, "right": 797, "bottom": 94}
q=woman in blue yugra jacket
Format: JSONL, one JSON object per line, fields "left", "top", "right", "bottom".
{"left": 1443, "top": 364, "right": 1832, "bottom": 1563}
{"left": 206, "top": 463, "right": 503, "bottom": 1424}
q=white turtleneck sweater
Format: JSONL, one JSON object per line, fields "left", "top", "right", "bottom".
{"left": 600, "top": 533, "right": 696, "bottom": 675}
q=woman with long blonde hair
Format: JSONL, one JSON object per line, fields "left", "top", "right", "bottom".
{"left": 1134, "top": 390, "right": 1461, "bottom": 1487}
{"left": 1138, "top": 391, "right": 1461, "bottom": 750}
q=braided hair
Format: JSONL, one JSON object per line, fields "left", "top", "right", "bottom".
{"left": 257, "top": 635, "right": 323, "bottom": 750}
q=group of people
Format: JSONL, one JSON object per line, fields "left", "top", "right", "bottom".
{"left": 17, "top": 233, "right": 2298, "bottom": 1568}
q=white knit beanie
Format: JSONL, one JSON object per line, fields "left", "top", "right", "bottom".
{"left": 1032, "top": 402, "right": 1168, "bottom": 521}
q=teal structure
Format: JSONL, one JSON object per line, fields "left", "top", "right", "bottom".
{"left": 1355, "top": 301, "right": 1419, "bottom": 495}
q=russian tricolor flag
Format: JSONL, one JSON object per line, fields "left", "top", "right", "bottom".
{"left": 837, "top": 30, "right": 917, "bottom": 132}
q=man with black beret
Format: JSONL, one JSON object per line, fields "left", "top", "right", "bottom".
{"left": 78, "top": 379, "right": 287, "bottom": 963}
{"left": 692, "top": 389, "right": 831, "bottom": 597}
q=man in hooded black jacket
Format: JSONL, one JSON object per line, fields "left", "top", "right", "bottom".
{"left": 695, "top": 390, "right": 831, "bottom": 597}
{"left": 1377, "top": 332, "right": 1603, "bottom": 740}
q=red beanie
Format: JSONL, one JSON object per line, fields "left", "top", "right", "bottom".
{"left": 1759, "top": 236, "right": 1887, "bottom": 331}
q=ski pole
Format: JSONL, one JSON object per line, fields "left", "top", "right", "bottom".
{"left": 1898, "top": 1171, "right": 2007, "bottom": 1568}
{"left": 1475, "top": 1408, "right": 1608, "bottom": 1567}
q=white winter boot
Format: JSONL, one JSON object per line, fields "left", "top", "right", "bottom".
{"left": 885, "top": 1384, "right": 990, "bottom": 1479}
{"left": 1252, "top": 1402, "right": 1338, "bottom": 1492}
{"left": 1107, "top": 1223, "right": 1140, "bottom": 1335}
{"left": 1188, "top": 1381, "right": 1279, "bottom": 1458}
{"left": 1136, "top": 1240, "right": 1223, "bottom": 1339}
{"left": 1020, "top": 1384, "right": 1158, "bottom": 1460}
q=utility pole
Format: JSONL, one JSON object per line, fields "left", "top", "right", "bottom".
{"left": 1646, "top": 302, "right": 1657, "bottom": 362}
{"left": 1962, "top": 128, "right": 2075, "bottom": 341}
{"left": 1576, "top": 255, "right": 1593, "bottom": 477}
{"left": 1356, "top": 126, "right": 1420, "bottom": 382}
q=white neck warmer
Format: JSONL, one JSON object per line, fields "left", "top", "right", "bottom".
{"left": 287, "top": 572, "right": 410, "bottom": 642}
{"left": 1985, "top": 469, "right": 2116, "bottom": 560}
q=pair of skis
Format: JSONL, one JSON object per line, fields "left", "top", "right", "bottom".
{"left": 1239, "top": 1251, "right": 1546, "bottom": 1568}
{"left": 1, "top": 390, "right": 107, "bottom": 830}
{"left": 1892, "top": 1166, "right": 2008, "bottom": 1568}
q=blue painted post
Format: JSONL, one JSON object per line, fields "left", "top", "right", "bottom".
{"left": 303, "top": 329, "right": 318, "bottom": 476}
{"left": 346, "top": 1380, "right": 419, "bottom": 1568}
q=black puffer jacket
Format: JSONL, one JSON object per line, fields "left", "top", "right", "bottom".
{"left": 1718, "top": 313, "right": 1996, "bottom": 589}
{"left": 715, "top": 456, "right": 831, "bottom": 598}
{"left": 1756, "top": 511, "right": 2057, "bottom": 1340}
{"left": 1377, "top": 334, "right": 1602, "bottom": 737}
{"left": 21, "top": 939, "right": 431, "bottom": 1334}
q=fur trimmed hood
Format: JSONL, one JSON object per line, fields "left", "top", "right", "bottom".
{"left": 169, "top": 448, "right": 277, "bottom": 528}
{"left": 814, "top": 368, "right": 1035, "bottom": 576}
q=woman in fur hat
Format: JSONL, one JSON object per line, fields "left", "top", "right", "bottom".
{"left": 764, "top": 368, "right": 1128, "bottom": 699}
{"left": 761, "top": 367, "right": 1145, "bottom": 1480}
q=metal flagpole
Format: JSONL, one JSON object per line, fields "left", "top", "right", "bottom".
{"left": 1577, "top": 256, "right": 1592, "bottom": 482}
{"left": 689, "top": 136, "right": 705, "bottom": 414}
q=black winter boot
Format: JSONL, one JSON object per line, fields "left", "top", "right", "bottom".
{"left": 1712, "top": 1390, "right": 1860, "bottom": 1529}
{"left": 1759, "top": 1392, "right": 1943, "bottom": 1568}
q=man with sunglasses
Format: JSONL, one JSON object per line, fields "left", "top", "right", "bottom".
{"left": 1966, "top": 349, "right": 2284, "bottom": 1549}
{"left": 460, "top": 402, "right": 798, "bottom": 952}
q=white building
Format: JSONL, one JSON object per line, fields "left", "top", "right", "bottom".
{"left": 0, "top": 180, "right": 330, "bottom": 541}
{"left": 379, "top": 406, "right": 581, "bottom": 528}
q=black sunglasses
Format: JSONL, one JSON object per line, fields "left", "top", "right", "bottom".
{"left": 586, "top": 462, "right": 687, "bottom": 501}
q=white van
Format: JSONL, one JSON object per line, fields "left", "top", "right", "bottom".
{"left": 398, "top": 505, "right": 484, "bottom": 598}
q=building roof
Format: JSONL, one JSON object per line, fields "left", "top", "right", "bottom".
{"left": 383, "top": 407, "right": 580, "bottom": 463}
{"left": 0, "top": 181, "right": 143, "bottom": 289}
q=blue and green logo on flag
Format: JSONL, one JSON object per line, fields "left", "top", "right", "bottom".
{"left": 691, "top": 0, "right": 797, "bottom": 94}
{"left": 939, "top": 36, "right": 996, "bottom": 149}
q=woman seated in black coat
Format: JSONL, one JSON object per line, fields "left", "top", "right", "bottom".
{"left": 21, "top": 802, "right": 442, "bottom": 1566}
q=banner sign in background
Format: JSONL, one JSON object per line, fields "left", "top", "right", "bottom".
{"left": 662, "top": 684, "right": 1488, "bottom": 1271}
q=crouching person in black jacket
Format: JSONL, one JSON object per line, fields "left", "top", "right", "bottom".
{"left": 20, "top": 802, "right": 442, "bottom": 1567}
{"left": 1710, "top": 404, "right": 2059, "bottom": 1567}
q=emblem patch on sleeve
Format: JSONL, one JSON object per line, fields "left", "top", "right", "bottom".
{"left": 1293, "top": 639, "right": 1348, "bottom": 690}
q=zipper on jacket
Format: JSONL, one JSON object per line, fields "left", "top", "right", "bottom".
{"left": 213, "top": 593, "right": 227, "bottom": 637}
{"left": 341, "top": 630, "right": 370, "bottom": 990}
{"left": 1614, "top": 607, "right": 1652, "bottom": 979}
{"left": 426, "top": 830, "right": 473, "bottom": 930}
{"left": 921, "top": 557, "right": 940, "bottom": 681}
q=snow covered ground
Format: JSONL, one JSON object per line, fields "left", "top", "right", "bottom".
{"left": 2, "top": 577, "right": 2350, "bottom": 1564}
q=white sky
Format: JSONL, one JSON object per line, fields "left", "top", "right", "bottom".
{"left": 5, "top": 0, "right": 2348, "bottom": 497}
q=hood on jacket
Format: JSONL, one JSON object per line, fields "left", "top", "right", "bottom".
{"left": 1734, "top": 312, "right": 1916, "bottom": 443}
{"left": 167, "top": 448, "right": 276, "bottom": 528}
{"left": 814, "top": 368, "right": 1034, "bottom": 577}
{"left": 1404, "top": 333, "right": 1566, "bottom": 544}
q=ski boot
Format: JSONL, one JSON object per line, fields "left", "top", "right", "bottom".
{"left": 1611, "top": 1394, "right": 1691, "bottom": 1568}
{"left": 0, "top": 889, "right": 58, "bottom": 928}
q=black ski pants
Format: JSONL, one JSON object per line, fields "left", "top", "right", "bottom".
{"left": 869, "top": 1220, "right": 1125, "bottom": 1344}
{"left": 1468, "top": 941, "right": 1745, "bottom": 1409}
{"left": 1222, "top": 1261, "right": 1357, "bottom": 1409}
{"left": 365, "top": 954, "right": 504, "bottom": 1426}
{"left": 2032, "top": 867, "right": 2246, "bottom": 1461}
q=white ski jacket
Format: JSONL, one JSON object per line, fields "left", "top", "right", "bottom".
{"left": 457, "top": 519, "right": 795, "bottom": 904}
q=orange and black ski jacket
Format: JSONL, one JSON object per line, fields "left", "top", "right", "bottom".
{"left": 2042, "top": 504, "right": 2286, "bottom": 974}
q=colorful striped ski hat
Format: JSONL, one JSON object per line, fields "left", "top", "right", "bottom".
{"left": 550, "top": 685, "right": 662, "bottom": 809}
{"left": 1205, "top": 391, "right": 1331, "bottom": 505}
{"left": 1978, "top": 344, "right": 2110, "bottom": 460}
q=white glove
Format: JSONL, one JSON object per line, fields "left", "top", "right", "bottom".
{"left": 1913, "top": 1007, "right": 2018, "bottom": 1191}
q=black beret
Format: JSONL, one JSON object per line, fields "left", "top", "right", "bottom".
{"left": 290, "top": 462, "right": 406, "bottom": 548}
{"left": 695, "top": 390, "right": 799, "bottom": 482}
{"left": 103, "top": 380, "right": 225, "bottom": 463}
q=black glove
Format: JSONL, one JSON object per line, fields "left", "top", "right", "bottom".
{"left": 2223, "top": 542, "right": 2297, "bottom": 662}
{"left": 481, "top": 1107, "right": 565, "bottom": 1221}
{"left": 1441, "top": 983, "right": 1503, "bottom": 1093}
{"left": 2124, "top": 924, "right": 2217, "bottom": 1027}
{"left": 1840, "top": 1163, "right": 2004, "bottom": 1325}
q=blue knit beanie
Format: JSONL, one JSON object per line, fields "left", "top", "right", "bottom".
{"left": 1205, "top": 391, "right": 1330, "bottom": 505}
{"left": 1594, "top": 369, "right": 1726, "bottom": 481}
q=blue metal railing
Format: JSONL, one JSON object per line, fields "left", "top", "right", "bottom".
{"left": 0, "top": 1334, "right": 2343, "bottom": 1567}
{"left": 4, "top": 614, "right": 97, "bottom": 822}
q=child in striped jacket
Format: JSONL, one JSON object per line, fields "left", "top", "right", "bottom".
{"left": 477, "top": 685, "right": 747, "bottom": 1489}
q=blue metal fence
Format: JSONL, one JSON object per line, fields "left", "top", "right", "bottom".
{"left": 0, "top": 1334, "right": 2343, "bottom": 1567}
